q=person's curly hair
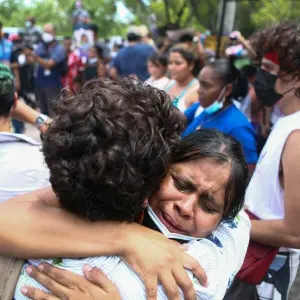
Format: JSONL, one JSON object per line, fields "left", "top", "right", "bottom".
{"left": 250, "top": 21, "right": 300, "bottom": 78}
{"left": 42, "top": 78, "right": 185, "bottom": 222}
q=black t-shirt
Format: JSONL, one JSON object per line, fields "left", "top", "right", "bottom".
{"left": 10, "top": 46, "right": 34, "bottom": 91}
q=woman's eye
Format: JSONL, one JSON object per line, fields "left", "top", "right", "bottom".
{"left": 199, "top": 198, "right": 217, "bottom": 214}
{"left": 203, "top": 207, "right": 216, "bottom": 214}
{"left": 173, "top": 177, "right": 190, "bottom": 193}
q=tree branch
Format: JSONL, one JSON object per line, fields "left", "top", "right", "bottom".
{"left": 176, "top": 0, "right": 188, "bottom": 26}
{"left": 163, "top": 0, "right": 171, "bottom": 24}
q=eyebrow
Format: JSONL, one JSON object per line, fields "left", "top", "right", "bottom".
{"left": 171, "top": 170, "right": 224, "bottom": 211}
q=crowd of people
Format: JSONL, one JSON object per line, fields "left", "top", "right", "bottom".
{"left": 1, "top": 2, "right": 300, "bottom": 300}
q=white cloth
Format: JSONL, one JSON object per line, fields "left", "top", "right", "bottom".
{"left": 15, "top": 208, "right": 250, "bottom": 300}
{"left": 245, "top": 111, "right": 300, "bottom": 252}
{"left": 233, "top": 93, "right": 252, "bottom": 121}
{"left": 145, "top": 76, "right": 171, "bottom": 91}
{"left": 0, "top": 133, "right": 50, "bottom": 203}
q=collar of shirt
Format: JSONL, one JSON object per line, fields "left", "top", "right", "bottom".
{"left": 0, "top": 132, "right": 40, "bottom": 146}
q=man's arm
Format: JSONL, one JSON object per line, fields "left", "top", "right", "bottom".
{"left": 251, "top": 130, "right": 300, "bottom": 248}
{"left": 32, "top": 44, "right": 66, "bottom": 70}
{"left": 11, "top": 100, "right": 39, "bottom": 125}
{"left": 0, "top": 188, "right": 125, "bottom": 258}
{"left": 34, "top": 55, "right": 56, "bottom": 69}
{"left": 0, "top": 189, "right": 206, "bottom": 300}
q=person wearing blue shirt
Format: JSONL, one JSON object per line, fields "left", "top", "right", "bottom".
{"left": 183, "top": 58, "right": 258, "bottom": 166}
{"left": 0, "top": 22, "right": 13, "bottom": 65}
{"left": 110, "top": 27, "right": 155, "bottom": 81}
{"left": 27, "top": 23, "right": 66, "bottom": 117}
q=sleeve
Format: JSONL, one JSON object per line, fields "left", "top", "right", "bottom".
{"left": 184, "top": 102, "right": 199, "bottom": 123}
{"left": 229, "top": 126, "right": 258, "bottom": 164}
{"left": 10, "top": 50, "right": 18, "bottom": 64}
{"left": 184, "top": 210, "right": 250, "bottom": 300}
{"left": 35, "top": 44, "right": 43, "bottom": 56}
{"left": 50, "top": 45, "right": 66, "bottom": 64}
{"left": 111, "top": 53, "right": 121, "bottom": 71}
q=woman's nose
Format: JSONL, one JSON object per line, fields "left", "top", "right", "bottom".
{"left": 174, "top": 195, "right": 197, "bottom": 218}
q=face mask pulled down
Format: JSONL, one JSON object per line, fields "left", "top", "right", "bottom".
{"left": 203, "top": 86, "right": 228, "bottom": 115}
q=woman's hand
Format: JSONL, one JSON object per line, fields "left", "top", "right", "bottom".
{"left": 21, "top": 263, "right": 120, "bottom": 300}
{"left": 121, "top": 223, "right": 208, "bottom": 300}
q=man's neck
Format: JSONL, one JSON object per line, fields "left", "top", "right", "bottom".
{"left": 0, "top": 118, "right": 12, "bottom": 133}
{"left": 128, "top": 41, "right": 140, "bottom": 46}
{"left": 281, "top": 97, "right": 300, "bottom": 116}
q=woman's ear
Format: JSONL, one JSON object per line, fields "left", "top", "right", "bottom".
{"left": 224, "top": 84, "right": 233, "bottom": 98}
{"left": 189, "top": 62, "right": 195, "bottom": 72}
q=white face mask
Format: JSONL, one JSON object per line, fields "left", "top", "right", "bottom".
{"left": 147, "top": 206, "right": 199, "bottom": 242}
{"left": 42, "top": 32, "right": 54, "bottom": 44}
{"left": 17, "top": 54, "right": 26, "bottom": 66}
{"left": 88, "top": 57, "right": 98, "bottom": 64}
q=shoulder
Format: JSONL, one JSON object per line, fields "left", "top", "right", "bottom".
{"left": 282, "top": 129, "right": 300, "bottom": 168}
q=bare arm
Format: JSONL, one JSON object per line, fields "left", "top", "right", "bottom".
{"left": 109, "top": 67, "right": 118, "bottom": 79}
{"left": 11, "top": 100, "right": 39, "bottom": 125}
{"left": 0, "top": 188, "right": 124, "bottom": 258}
{"left": 97, "top": 60, "right": 106, "bottom": 78}
{"left": 251, "top": 130, "right": 300, "bottom": 248}
{"left": 0, "top": 188, "right": 206, "bottom": 300}
{"left": 35, "top": 55, "right": 56, "bottom": 69}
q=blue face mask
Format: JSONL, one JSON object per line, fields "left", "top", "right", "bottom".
{"left": 203, "top": 86, "right": 227, "bottom": 115}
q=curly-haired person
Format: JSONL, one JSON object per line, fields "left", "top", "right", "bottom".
{"left": 42, "top": 78, "right": 184, "bottom": 222}
{"left": 2, "top": 78, "right": 250, "bottom": 300}
{"left": 224, "top": 21, "right": 300, "bottom": 300}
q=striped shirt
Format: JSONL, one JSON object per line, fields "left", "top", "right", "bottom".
{"left": 15, "top": 207, "right": 250, "bottom": 300}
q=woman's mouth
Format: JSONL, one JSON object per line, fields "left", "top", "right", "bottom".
{"left": 158, "top": 210, "right": 187, "bottom": 235}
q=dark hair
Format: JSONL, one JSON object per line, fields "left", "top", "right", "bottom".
{"left": 89, "top": 23, "right": 99, "bottom": 35}
{"left": 0, "top": 92, "right": 14, "bottom": 117}
{"left": 170, "top": 46, "right": 201, "bottom": 77}
{"left": 179, "top": 34, "right": 194, "bottom": 43}
{"left": 64, "top": 36, "right": 72, "bottom": 41}
{"left": 127, "top": 33, "right": 142, "bottom": 42}
{"left": 91, "top": 44, "right": 103, "bottom": 59}
{"left": 250, "top": 21, "right": 300, "bottom": 97}
{"left": 240, "top": 64, "right": 257, "bottom": 79}
{"left": 148, "top": 53, "right": 168, "bottom": 68}
{"left": 42, "top": 78, "right": 184, "bottom": 222}
{"left": 172, "top": 129, "right": 249, "bottom": 219}
{"left": 206, "top": 58, "right": 248, "bottom": 102}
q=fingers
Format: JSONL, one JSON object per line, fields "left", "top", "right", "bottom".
{"left": 23, "top": 265, "right": 69, "bottom": 298}
{"left": 21, "top": 286, "right": 59, "bottom": 300}
{"left": 142, "top": 274, "right": 158, "bottom": 300}
{"left": 35, "top": 263, "right": 77, "bottom": 288}
{"left": 159, "top": 271, "right": 181, "bottom": 300}
{"left": 83, "top": 264, "right": 117, "bottom": 292}
{"left": 182, "top": 254, "right": 208, "bottom": 287}
{"left": 172, "top": 265, "right": 196, "bottom": 300}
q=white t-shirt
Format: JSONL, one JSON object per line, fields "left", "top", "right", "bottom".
{"left": 0, "top": 133, "right": 50, "bottom": 203}
{"left": 145, "top": 76, "right": 171, "bottom": 91}
{"left": 15, "top": 207, "right": 250, "bottom": 300}
{"left": 245, "top": 111, "right": 300, "bottom": 251}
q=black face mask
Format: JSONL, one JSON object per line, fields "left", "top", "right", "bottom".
{"left": 253, "top": 68, "right": 283, "bottom": 107}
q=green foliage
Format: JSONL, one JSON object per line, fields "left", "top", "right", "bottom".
{"left": 251, "top": 0, "right": 300, "bottom": 28}
{"left": 0, "top": 0, "right": 122, "bottom": 38}
{"left": 2, "top": 0, "right": 300, "bottom": 39}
